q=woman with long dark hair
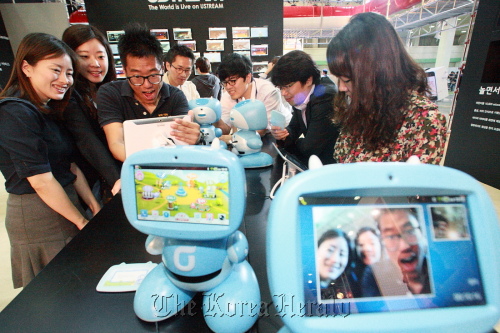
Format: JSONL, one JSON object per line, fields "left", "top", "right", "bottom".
{"left": 327, "top": 12, "right": 447, "bottom": 164}
{"left": 62, "top": 24, "right": 120, "bottom": 200}
{"left": 0, "top": 33, "right": 100, "bottom": 288}
{"left": 317, "top": 229, "right": 354, "bottom": 300}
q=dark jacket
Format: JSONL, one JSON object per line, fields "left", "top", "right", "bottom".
{"left": 280, "top": 83, "right": 339, "bottom": 165}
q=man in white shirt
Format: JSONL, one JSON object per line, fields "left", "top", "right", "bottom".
{"left": 163, "top": 45, "right": 200, "bottom": 101}
{"left": 216, "top": 53, "right": 291, "bottom": 136}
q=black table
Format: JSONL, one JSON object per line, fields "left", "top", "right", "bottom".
{"left": 0, "top": 138, "right": 285, "bottom": 333}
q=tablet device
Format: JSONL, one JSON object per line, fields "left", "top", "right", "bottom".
{"left": 267, "top": 162, "right": 500, "bottom": 333}
{"left": 123, "top": 116, "right": 187, "bottom": 158}
{"left": 272, "top": 142, "right": 308, "bottom": 172}
{"left": 270, "top": 110, "right": 286, "bottom": 129}
{"left": 120, "top": 145, "right": 246, "bottom": 240}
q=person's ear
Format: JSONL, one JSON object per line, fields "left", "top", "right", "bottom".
{"left": 245, "top": 73, "right": 252, "bottom": 83}
{"left": 21, "top": 60, "right": 33, "bottom": 78}
{"left": 306, "top": 76, "right": 313, "bottom": 86}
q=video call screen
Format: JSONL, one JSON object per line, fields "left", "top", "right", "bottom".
{"left": 133, "top": 165, "right": 230, "bottom": 226}
{"left": 299, "top": 194, "right": 486, "bottom": 315}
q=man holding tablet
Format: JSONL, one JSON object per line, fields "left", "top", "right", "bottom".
{"left": 270, "top": 50, "right": 339, "bottom": 165}
{"left": 97, "top": 23, "right": 201, "bottom": 162}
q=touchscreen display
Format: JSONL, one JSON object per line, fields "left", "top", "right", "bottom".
{"left": 134, "top": 165, "right": 230, "bottom": 225}
{"left": 299, "top": 194, "right": 485, "bottom": 316}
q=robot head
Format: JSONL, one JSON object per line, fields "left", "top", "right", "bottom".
{"left": 230, "top": 99, "right": 267, "bottom": 130}
{"left": 188, "top": 98, "right": 221, "bottom": 125}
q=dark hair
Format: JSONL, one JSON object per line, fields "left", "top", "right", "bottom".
{"left": 217, "top": 53, "right": 252, "bottom": 82}
{"left": 327, "top": 12, "right": 428, "bottom": 150}
{"left": 165, "top": 44, "right": 195, "bottom": 65}
{"left": 318, "top": 229, "right": 351, "bottom": 248}
{"left": 0, "top": 32, "right": 78, "bottom": 115}
{"left": 195, "top": 57, "right": 211, "bottom": 73}
{"left": 62, "top": 24, "right": 116, "bottom": 118}
{"left": 271, "top": 50, "right": 320, "bottom": 87}
{"left": 118, "top": 22, "right": 163, "bottom": 69}
{"left": 355, "top": 227, "right": 379, "bottom": 245}
{"left": 432, "top": 212, "right": 449, "bottom": 228}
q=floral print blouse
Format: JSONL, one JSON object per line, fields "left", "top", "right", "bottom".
{"left": 334, "top": 92, "right": 447, "bottom": 164}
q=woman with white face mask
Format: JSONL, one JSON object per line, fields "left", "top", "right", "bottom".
{"left": 62, "top": 24, "right": 120, "bottom": 202}
{"left": 0, "top": 33, "right": 100, "bottom": 288}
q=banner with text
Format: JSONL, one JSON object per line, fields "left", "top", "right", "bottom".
{"left": 445, "top": 0, "right": 500, "bottom": 189}
{"left": 83, "top": 0, "right": 283, "bottom": 75}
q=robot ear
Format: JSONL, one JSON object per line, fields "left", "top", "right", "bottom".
{"left": 211, "top": 137, "right": 221, "bottom": 150}
{"left": 308, "top": 155, "right": 323, "bottom": 170}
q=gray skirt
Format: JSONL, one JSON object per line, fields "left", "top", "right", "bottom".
{"left": 5, "top": 184, "right": 82, "bottom": 288}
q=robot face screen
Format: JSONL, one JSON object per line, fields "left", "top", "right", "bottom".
{"left": 133, "top": 165, "right": 230, "bottom": 226}
{"left": 298, "top": 194, "right": 485, "bottom": 316}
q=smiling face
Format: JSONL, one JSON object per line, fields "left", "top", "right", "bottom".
{"left": 165, "top": 55, "right": 193, "bottom": 87}
{"left": 125, "top": 55, "right": 162, "bottom": 107}
{"left": 223, "top": 73, "right": 252, "bottom": 100}
{"left": 317, "top": 236, "right": 349, "bottom": 282}
{"left": 75, "top": 38, "right": 109, "bottom": 84}
{"left": 357, "top": 230, "right": 382, "bottom": 265}
{"left": 280, "top": 76, "right": 313, "bottom": 107}
{"left": 22, "top": 54, "right": 74, "bottom": 103}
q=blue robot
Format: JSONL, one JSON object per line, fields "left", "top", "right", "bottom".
{"left": 188, "top": 98, "right": 223, "bottom": 145}
{"left": 230, "top": 99, "right": 273, "bottom": 168}
{"left": 121, "top": 142, "right": 260, "bottom": 333}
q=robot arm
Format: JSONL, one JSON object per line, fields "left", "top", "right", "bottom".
{"left": 226, "top": 231, "right": 249, "bottom": 264}
{"left": 145, "top": 235, "right": 165, "bottom": 255}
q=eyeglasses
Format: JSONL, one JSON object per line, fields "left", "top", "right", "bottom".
{"left": 381, "top": 227, "right": 420, "bottom": 252}
{"left": 170, "top": 64, "right": 192, "bottom": 75}
{"left": 127, "top": 73, "right": 163, "bottom": 86}
{"left": 221, "top": 77, "right": 240, "bottom": 87}
{"left": 277, "top": 82, "right": 296, "bottom": 92}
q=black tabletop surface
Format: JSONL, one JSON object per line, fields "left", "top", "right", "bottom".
{"left": 0, "top": 136, "right": 285, "bottom": 333}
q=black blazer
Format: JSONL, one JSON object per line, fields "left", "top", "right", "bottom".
{"left": 280, "top": 83, "right": 339, "bottom": 165}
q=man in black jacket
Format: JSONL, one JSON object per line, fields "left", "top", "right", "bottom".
{"left": 270, "top": 50, "right": 339, "bottom": 165}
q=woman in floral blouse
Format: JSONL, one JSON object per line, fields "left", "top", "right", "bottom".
{"left": 326, "top": 12, "right": 447, "bottom": 164}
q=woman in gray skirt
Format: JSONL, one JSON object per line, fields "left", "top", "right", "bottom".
{"left": 0, "top": 33, "right": 101, "bottom": 288}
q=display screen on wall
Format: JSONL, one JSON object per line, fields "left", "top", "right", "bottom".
{"left": 178, "top": 40, "right": 196, "bottom": 51}
{"left": 206, "top": 40, "right": 224, "bottom": 51}
{"left": 204, "top": 52, "right": 221, "bottom": 63}
{"left": 151, "top": 29, "right": 169, "bottom": 40}
{"left": 233, "top": 39, "right": 250, "bottom": 50}
{"left": 107, "top": 30, "right": 124, "bottom": 43}
{"left": 209, "top": 27, "right": 227, "bottom": 39}
{"left": 173, "top": 28, "right": 192, "bottom": 40}
{"left": 232, "top": 27, "right": 250, "bottom": 39}
{"left": 251, "top": 44, "right": 268, "bottom": 56}
{"left": 251, "top": 26, "right": 268, "bottom": 38}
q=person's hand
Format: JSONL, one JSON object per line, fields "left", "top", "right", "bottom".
{"left": 271, "top": 125, "right": 289, "bottom": 141}
{"left": 171, "top": 110, "right": 201, "bottom": 145}
{"left": 111, "top": 179, "right": 121, "bottom": 196}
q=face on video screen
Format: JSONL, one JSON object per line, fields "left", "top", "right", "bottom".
{"left": 299, "top": 194, "right": 485, "bottom": 315}
{"left": 134, "top": 166, "right": 230, "bottom": 226}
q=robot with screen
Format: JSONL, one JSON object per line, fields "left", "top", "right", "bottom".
{"left": 121, "top": 141, "right": 260, "bottom": 333}
{"left": 268, "top": 162, "right": 500, "bottom": 333}
{"left": 230, "top": 99, "right": 273, "bottom": 168}
{"left": 188, "top": 98, "right": 223, "bottom": 145}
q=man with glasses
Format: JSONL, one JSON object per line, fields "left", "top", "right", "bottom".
{"left": 216, "top": 53, "right": 291, "bottom": 136}
{"left": 376, "top": 208, "right": 430, "bottom": 295}
{"left": 270, "top": 50, "right": 339, "bottom": 165}
{"left": 97, "top": 23, "right": 200, "bottom": 162}
{"left": 163, "top": 45, "right": 200, "bottom": 101}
